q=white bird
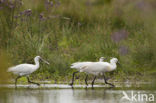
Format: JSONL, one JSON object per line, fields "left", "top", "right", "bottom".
{"left": 80, "top": 58, "right": 120, "bottom": 88}
{"left": 8, "top": 56, "right": 49, "bottom": 88}
{"left": 69, "top": 57, "right": 106, "bottom": 86}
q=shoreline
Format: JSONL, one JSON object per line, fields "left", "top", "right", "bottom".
{"left": 0, "top": 81, "right": 152, "bottom": 89}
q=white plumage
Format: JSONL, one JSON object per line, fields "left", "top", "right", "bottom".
{"left": 8, "top": 56, "right": 49, "bottom": 88}
{"left": 80, "top": 58, "right": 118, "bottom": 75}
{"left": 70, "top": 57, "right": 105, "bottom": 71}
{"left": 69, "top": 57, "right": 106, "bottom": 87}
{"left": 8, "top": 64, "right": 38, "bottom": 76}
{"left": 70, "top": 62, "right": 93, "bottom": 71}
{"left": 79, "top": 58, "right": 119, "bottom": 87}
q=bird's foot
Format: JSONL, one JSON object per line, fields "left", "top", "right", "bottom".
{"left": 107, "top": 83, "right": 115, "bottom": 88}
{"left": 36, "top": 83, "right": 40, "bottom": 86}
{"left": 106, "top": 78, "right": 110, "bottom": 81}
{"left": 69, "top": 83, "right": 74, "bottom": 89}
{"left": 91, "top": 86, "right": 94, "bottom": 89}
{"left": 69, "top": 83, "right": 73, "bottom": 86}
{"left": 91, "top": 84, "right": 94, "bottom": 89}
{"left": 75, "top": 76, "right": 79, "bottom": 79}
{"left": 111, "top": 84, "right": 115, "bottom": 87}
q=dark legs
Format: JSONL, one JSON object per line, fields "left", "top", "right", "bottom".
{"left": 85, "top": 75, "right": 88, "bottom": 86}
{"left": 70, "top": 72, "right": 89, "bottom": 88}
{"left": 27, "top": 77, "right": 40, "bottom": 86}
{"left": 15, "top": 76, "right": 40, "bottom": 89}
{"left": 69, "top": 71, "right": 79, "bottom": 86}
{"left": 103, "top": 73, "right": 115, "bottom": 87}
{"left": 91, "top": 76, "right": 96, "bottom": 88}
{"left": 15, "top": 76, "right": 21, "bottom": 89}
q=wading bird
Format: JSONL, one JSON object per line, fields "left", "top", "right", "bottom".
{"left": 8, "top": 56, "right": 49, "bottom": 88}
{"left": 69, "top": 57, "right": 106, "bottom": 87}
{"left": 80, "top": 58, "right": 120, "bottom": 88}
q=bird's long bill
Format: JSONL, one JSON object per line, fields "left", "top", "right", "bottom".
{"left": 104, "top": 57, "right": 107, "bottom": 60}
{"left": 41, "top": 58, "right": 50, "bottom": 65}
{"left": 117, "top": 61, "right": 121, "bottom": 66}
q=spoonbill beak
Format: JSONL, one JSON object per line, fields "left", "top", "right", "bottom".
{"left": 41, "top": 58, "right": 50, "bottom": 65}
{"left": 104, "top": 57, "right": 107, "bottom": 60}
{"left": 117, "top": 61, "right": 121, "bottom": 65}
{"left": 100, "top": 57, "right": 107, "bottom": 60}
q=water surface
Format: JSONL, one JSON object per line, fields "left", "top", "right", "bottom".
{"left": 0, "top": 85, "right": 155, "bottom": 103}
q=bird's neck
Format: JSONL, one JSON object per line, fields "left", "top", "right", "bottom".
{"left": 34, "top": 59, "right": 40, "bottom": 69}
{"left": 110, "top": 62, "right": 117, "bottom": 70}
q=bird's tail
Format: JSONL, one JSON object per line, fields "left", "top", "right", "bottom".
{"left": 7, "top": 66, "right": 15, "bottom": 72}
{"left": 79, "top": 66, "right": 88, "bottom": 72}
{"left": 70, "top": 62, "right": 87, "bottom": 69}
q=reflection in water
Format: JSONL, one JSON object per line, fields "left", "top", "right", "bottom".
{"left": 0, "top": 88, "right": 155, "bottom": 103}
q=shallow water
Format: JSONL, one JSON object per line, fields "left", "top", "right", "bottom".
{"left": 0, "top": 85, "right": 155, "bottom": 103}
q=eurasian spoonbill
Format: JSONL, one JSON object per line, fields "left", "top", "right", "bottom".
{"left": 69, "top": 57, "right": 106, "bottom": 87}
{"left": 80, "top": 58, "right": 120, "bottom": 88}
{"left": 8, "top": 56, "right": 49, "bottom": 88}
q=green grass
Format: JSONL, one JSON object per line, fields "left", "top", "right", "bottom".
{"left": 0, "top": 0, "right": 156, "bottom": 85}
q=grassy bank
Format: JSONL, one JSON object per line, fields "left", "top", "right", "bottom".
{"left": 0, "top": 0, "right": 156, "bottom": 85}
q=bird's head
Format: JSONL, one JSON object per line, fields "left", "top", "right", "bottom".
{"left": 110, "top": 57, "right": 120, "bottom": 65}
{"left": 35, "top": 56, "right": 41, "bottom": 61}
{"left": 99, "top": 57, "right": 107, "bottom": 62}
{"left": 35, "top": 56, "right": 50, "bottom": 65}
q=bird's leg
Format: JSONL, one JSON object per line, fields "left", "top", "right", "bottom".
{"left": 27, "top": 77, "right": 40, "bottom": 86}
{"left": 76, "top": 73, "right": 80, "bottom": 79}
{"left": 85, "top": 74, "right": 88, "bottom": 86}
{"left": 15, "top": 76, "right": 21, "bottom": 89}
{"left": 69, "top": 71, "right": 79, "bottom": 86}
{"left": 102, "top": 73, "right": 106, "bottom": 85}
{"left": 91, "top": 76, "right": 96, "bottom": 88}
{"left": 103, "top": 73, "right": 115, "bottom": 87}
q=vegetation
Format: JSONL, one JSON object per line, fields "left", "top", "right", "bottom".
{"left": 0, "top": 0, "right": 156, "bottom": 84}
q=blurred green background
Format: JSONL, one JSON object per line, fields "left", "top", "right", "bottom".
{"left": 0, "top": 0, "right": 156, "bottom": 85}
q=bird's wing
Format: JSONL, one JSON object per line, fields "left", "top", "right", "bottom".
{"left": 80, "top": 62, "right": 109, "bottom": 73}
{"left": 8, "top": 66, "right": 16, "bottom": 72}
{"left": 8, "top": 64, "right": 35, "bottom": 75}
{"left": 70, "top": 62, "right": 93, "bottom": 70}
